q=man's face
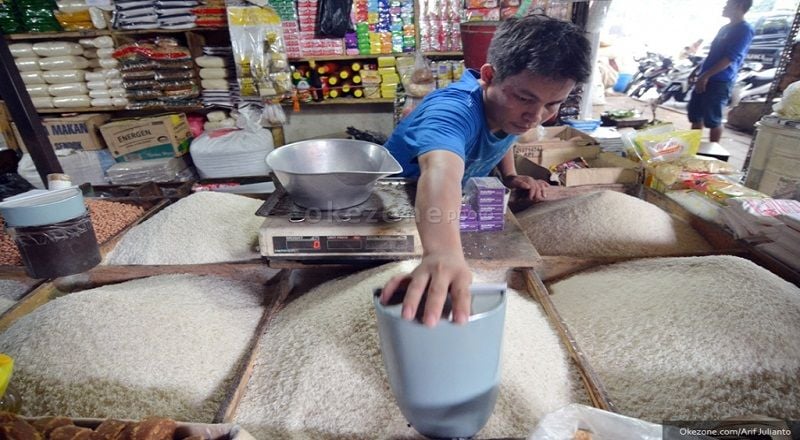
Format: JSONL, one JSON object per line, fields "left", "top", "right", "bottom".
{"left": 481, "top": 66, "right": 576, "bottom": 136}
{"left": 722, "top": 0, "right": 739, "bottom": 18}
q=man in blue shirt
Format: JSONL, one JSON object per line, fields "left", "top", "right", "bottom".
{"left": 688, "top": 0, "right": 754, "bottom": 143}
{"left": 380, "top": 15, "right": 591, "bottom": 327}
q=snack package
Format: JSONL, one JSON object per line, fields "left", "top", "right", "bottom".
{"left": 633, "top": 128, "right": 701, "bottom": 162}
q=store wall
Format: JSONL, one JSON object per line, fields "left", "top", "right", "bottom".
{"left": 283, "top": 104, "right": 395, "bottom": 143}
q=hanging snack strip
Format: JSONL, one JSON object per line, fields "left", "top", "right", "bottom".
{"left": 113, "top": 37, "right": 200, "bottom": 109}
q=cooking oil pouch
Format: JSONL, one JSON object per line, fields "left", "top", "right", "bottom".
{"left": 633, "top": 129, "right": 701, "bottom": 162}
{"left": 685, "top": 174, "right": 768, "bottom": 204}
{"left": 54, "top": 9, "right": 94, "bottom": 30}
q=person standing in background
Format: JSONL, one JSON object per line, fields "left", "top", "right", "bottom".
{"left": 688, "top": 0, "right": 754, "bottom": 144}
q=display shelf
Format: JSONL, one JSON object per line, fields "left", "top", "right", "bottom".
{"left": 4, "top": 27, "right": 228, "bottom": 41}
{"left": 284, "top": 98, "right": 394, "bottom": 106}
{"left": 288, "top": 51, "right": 463, "bottom": 63}
{"left": 35, "top": 105, "right": 205, "bottom": 114}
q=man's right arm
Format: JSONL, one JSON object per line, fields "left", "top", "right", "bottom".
{"left": 381, "top": 150, "right": 472, "bottom": 327}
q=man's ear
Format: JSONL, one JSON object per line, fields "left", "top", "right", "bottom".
{"left": 480, "top": 64, "right": 495, "bottom": 85}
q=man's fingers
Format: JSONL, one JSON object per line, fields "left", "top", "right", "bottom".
{"left": 402, "top": 274, "right": 430, "bottom": 321}
{"left": 381, "top": 274, "right": 408, "bottom": 304}
{"left": 450, "top": 276, "right": 472, "bottom": 324}
{"left": 422, "top": 274, "right": 450, "bottom": 327}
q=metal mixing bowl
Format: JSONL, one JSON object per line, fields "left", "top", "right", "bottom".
{"left": 266, "top": 139, "right": 403, "bottom": 210}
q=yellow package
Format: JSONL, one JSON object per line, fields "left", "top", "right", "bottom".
{"left": 634, "top": 129, "right": 701, "bottom": 162}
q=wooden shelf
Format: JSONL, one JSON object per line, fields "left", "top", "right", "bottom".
{"left": 35, "top": 105, "right": 204, "bottom": 114}
{"left": 289, "top": 51, "right": 463, "bottom": 63}
{"left": 283, "top": 98, "right": 394, "bottom": 106}
{"left": 5, "top": 27, "right": 228, "bottom": 41}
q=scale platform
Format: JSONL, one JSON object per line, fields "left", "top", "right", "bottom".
{"left": 258, "top": 179, "right": 423, "bottom": 262}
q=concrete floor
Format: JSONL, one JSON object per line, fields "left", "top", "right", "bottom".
{"left": 593, "top": 93, "right": 755, "bottom": 171}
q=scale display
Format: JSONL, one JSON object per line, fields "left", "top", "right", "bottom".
{"left": 272, "top": 235, "right": 415, "bottom": 254}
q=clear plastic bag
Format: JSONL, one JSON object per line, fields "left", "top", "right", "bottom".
{"left": 528, "top": 404, "right": 685, "bottom": 440}
{"left": 317, "top": 0, "right": 352, "bottom": 38}
{"left": 773, "top": 79, "right": 800, "bottom": 119}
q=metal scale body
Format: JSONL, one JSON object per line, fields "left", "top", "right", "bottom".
{"left": 258, "top": 179, "right": 423, "bottom": 261}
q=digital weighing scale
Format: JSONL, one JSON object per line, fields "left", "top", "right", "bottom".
{"left": 258, "top": 179, "right": 423, "bottom": 262}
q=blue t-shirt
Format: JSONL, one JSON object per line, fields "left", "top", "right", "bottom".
{"left": 701, "top": 21, "right": 755, "bottom": 83}
{"left": 384, "top": 70, "right": 516, "bottom": 186}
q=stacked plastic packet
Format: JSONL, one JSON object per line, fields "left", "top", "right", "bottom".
{"left": 106, "top": 157, "right": 194, "bottom": 184}
{"left": 199, "top": 46, "right": 235, "bottom": 108}
{"left": 192, "top": 0, "right": 224, "bottom": 28}
{"left": 14, "top": 0, "right": 62, "bottom": 32}
{"left": 54, "top": 0, "right": 110, "bottom": 30}
{"left": 0, "top": 2, "right": 24, "bottom": 33}
{"left": 113, "top": 37, "right": 200, "bottom": 110}
{"left": 352, "top": 0, "right": 413, "bottom": 55}
{"left": 418, "top": 0, "right": 461, "bottom": 52}
{"left": 461, "top": 177, "right": 506, "bottom": 232}
{"left": 12, "top": 41, "right": 95, "bottom": 109}
{"left": 113, "top": 0, "right": 158, "bottom": 30}
{"left": 155, "top": 0, "right": 197, "bottom": 29}
{"left": 79, "top": 36, "right": 128, "bottom": 108}
{"left": 269, "top": 0, "right": 300, "bottom": 57}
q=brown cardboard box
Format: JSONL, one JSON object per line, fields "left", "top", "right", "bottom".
{"left": 515, "top": 149, "right": 641, "bottom": 187}
{"left": 42, "top": 114, "right": 110, "bottom": 151}
{"left": 514, "top": 126, "right": 599, "bottom": 163}
{"left": 0, "top": 101, "right": 20, "bottom": 151}
{"left": 99, "top": 114, "right": 192, "bottom": 162}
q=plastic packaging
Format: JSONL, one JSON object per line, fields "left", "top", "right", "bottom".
{"left": 104, "top": 68, "right": 121, "bottom": 78}
{"left": 85, "top": 71, "right": 105, "bottom": 81}
{"left": 32, "top": 41, "right": 84, "bottom": 57}
{"left": 108, "top": 87, "right": 126, "bottom": 97}
{"left": 38, "top": 56, "right": 90, "bottom": 71}
{"left": 50, "top": 84, "right": 91, "bottom": 100}
{"left": 89, "top": 89, "right": 111, "bottom": 99}
{"left": 106, "top": 157, "right": 192, "bottom": 184}
{"left": 96, "top": 48, "right": 115, "bottom": 59}
{"left": 201, "top": 79, "right": 228, "bottom": 89}
{"left": 528, "top": 404, "right": 666, "bottom": 440}
{"left": 9, "top": 43, "right": 34, "bottom": 58}
{"left": 32, "top": 97, "right": 55, "bottom": 108}
{"left": 25, "top": 84, "right": 50, "bottom": 97}
{"left": 82, "top": 48, "right": 98, "bottom": 59}
{"left": 317, "top": 0, "right": 353, "bottom": 38}
{"left": 90, "top": 98, "right": 113, "bottom": 106}
{"left": 107, "top": 78, "right": 123, "bottom": 88}
{"left": 42, "top": 69, "right": 86, "bottom": 84}
{"left": 20, "top": 71, "right": 46, "bottom": 85}
{"left": 196, "top": 55, "right": 225, "bottom": 68}
{"left": 111, "top": 97, "right": 129, "bottom": 107}
{"left": 774, "top": 80, "right": 800, "bottom": 119}
{"left": 89, "top": 6, "right": 107, "bottom": 28}
{"left": 15, "top": 58, "right": 40, "bottom": 72}
{"left": 52, "top": 95, "right": 91, "bottom": 108}
{"left": 633, "top": 128, "right": 701, "bottom": 162}
{"left": 199, "top": 68, "right": 226, "bottom": 79}
{"left": 99, "top": 58, "right": 119, "bottom": 68}
{"left": 86, "top": 80, "right": 109, "bottom": 90}
{"left": 0, "top": 354, "right": 21, "bottom": 414}
{"left": 87, "top": 59, "right": 101, "bottom": 69}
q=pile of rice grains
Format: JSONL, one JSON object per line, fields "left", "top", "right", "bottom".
{"left": 0, "top": 199, "right": 145, "bottom": 266}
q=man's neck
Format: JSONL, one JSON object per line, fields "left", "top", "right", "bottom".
{"left": 728, "top": 15, "right": 745, "bottom": 24}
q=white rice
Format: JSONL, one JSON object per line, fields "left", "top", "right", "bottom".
{"left": 0, "top": 274, "right": 265, "bottom": 421}
{"left": 234, "top": 261, "right": 577, "bottom": 439}
{"left": 549, "top": 255, "right": 800, "bottom": 421}
{"left": 0, "top": 279, "right": 28, "bottom": 315}
{"left": 516, "top": 190, "right": 712, "bottom": 257}
{"left": 104, "top": 192, "right": 264, "bottom": 265}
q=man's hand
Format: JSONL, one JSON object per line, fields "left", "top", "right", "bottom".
{"left": 381, "top": 251, "right": 473, "bottom": 327}
{"left": 504, "top": 175, "right": 549, "bottom": 201}
{"left": 694, "top": 74, "right": 709, "bottom": 94}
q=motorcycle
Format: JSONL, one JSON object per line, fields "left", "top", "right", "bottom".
{"left": 657, "top": 55, "right": 704, "bottom": 104}
{"left": 627, "top": 55, "right": 673, "bottom": 99}
{"left": 730, "top": 65, "right": 776, "bottom": 107}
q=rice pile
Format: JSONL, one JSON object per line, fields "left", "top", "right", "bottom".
{"left": 234, "top": 261, "right": 578, "bottom": 439}
{"left": 550, "top": 255, "right": 800, "bottom": 421}
{"left": 105, "top": 192, "right": 264, "bottom": 265}
{"left": 0, "top": 279, "right": 28, "bottom": 314}
{"left": 516, "top": 190, "right": 712, "bottom": 257}
{"left": 0, "top": 274, "right": 265, "bottom": 420}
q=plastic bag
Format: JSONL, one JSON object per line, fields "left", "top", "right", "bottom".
{"left": 402, "top": 51, "right": 435, "bottom": 98}
{"left": 528, "top": 404, "right": 698, "bottom": 440}
{"left": 773, "top": 79, "right": 800, "bottom": 119}
{"left": 633, "top": 128, "right": 701, "bottom": 162}
{"left": 317, "top": 0, "right": 352, "bottom": 38}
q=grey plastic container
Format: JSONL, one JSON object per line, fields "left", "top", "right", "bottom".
{"left": 373, "top": 284, "right": 507, "bottom": 439}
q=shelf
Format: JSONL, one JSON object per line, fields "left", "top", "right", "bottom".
{"left": 289, "top": 51, "right": 463, "bottom": 62}
{"left": 35, "top": 105, "right": 204, "bottom": 114}
{"left": 284, "top": 98, "right": 394, "bottom": 106}
{"left": 5, "top": 27, "right": 228, "bottom": 41}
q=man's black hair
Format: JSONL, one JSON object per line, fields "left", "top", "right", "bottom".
{"left": 734, "top": 0, "right": 753, "bottom": 13}
{"left": 486, "top": 15, "right": 592, "bottom": 84}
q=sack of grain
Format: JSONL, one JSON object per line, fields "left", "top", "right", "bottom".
{"left": 516, "top": 190, "right": 712, "bottom": 257}
{"left": 234, "top": 261, "right": 580, "bottom": 439}
{"left": 104, "top": 192, "right": 264, "bottom": 265}
{"left": 0, "top": 274, "right": 266, "bottom": 421}
{"left": 550, "top": 255, "right": 800, "bottom": 421}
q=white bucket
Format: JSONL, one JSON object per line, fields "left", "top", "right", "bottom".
{"left": 747, "top": 121, "right": 800, "bottom": 200}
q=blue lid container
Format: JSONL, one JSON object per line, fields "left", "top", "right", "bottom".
{"left": 0, "top": 188, "right": 86, "bottom": 228}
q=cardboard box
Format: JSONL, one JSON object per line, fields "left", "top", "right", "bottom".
{"left": 514, "top": 126, "right": 599, "bottom": 164}
{"left": 43, "top": 114, "right": 110, "bottom": 151}
{"left": 99, "top": 114, "right": 192, "bottom": 162}
{"left": 0, "top": 101, "right": 20, "bottom": 151}
{"left": 515, "top": 151, "right": 641, "bottom": 187}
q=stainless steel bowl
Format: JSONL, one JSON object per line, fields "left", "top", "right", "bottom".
{"left": 266, "top": 139, "right": 403, "bottom": 210}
